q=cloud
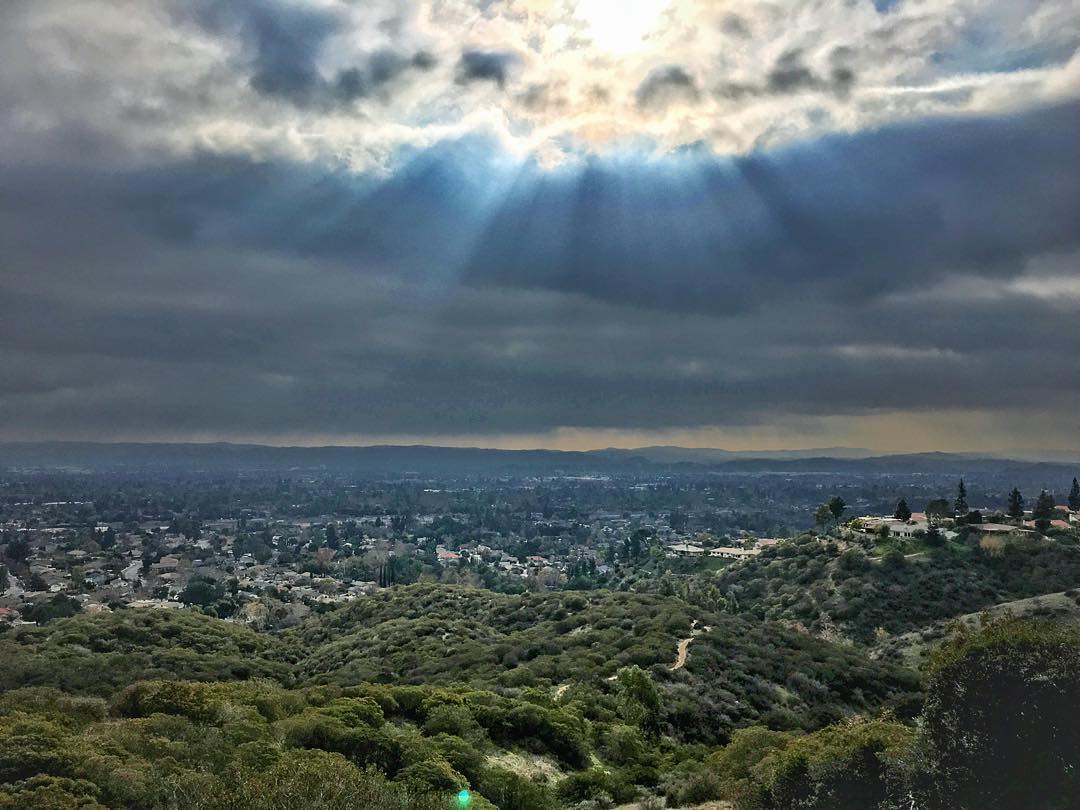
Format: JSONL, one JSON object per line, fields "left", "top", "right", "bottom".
{"left": 3, "top": 0, "right": 1078, "bottom": 166}
{"left": 715, "top": 48, "right": 858, "bottom": 100}
{"left": 767, "top": 49, "right": 856, "bottom": 97}
{"left": 0, "top": 0, "right": 1079, "bottom": 446}
{"left": 518, "top": 81, "right": 569, "bottom": 112}
{"left": 174, "top": 0, "right": 433, "bottom": 110}
{"left": 0, "top": 101, "right": 1078, "bottom": 443}
{"left": 457, "top": 49, "right": 520, "bottom": 88}
{"left": 719, "top": 14, "right": 752, "bottom": 39}
{"left": 635, "top": 64, "right": 701, "bottom": 110}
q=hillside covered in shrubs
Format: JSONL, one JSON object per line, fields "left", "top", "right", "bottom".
{"left": 711, "top": 534, "right": 1080, "bottom": 643}
{"left": 1, "top": 583, "right": 1077, "bottom": 808}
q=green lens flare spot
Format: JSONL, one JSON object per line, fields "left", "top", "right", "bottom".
{"left": 457, "top": 789, "right": 471, "bottom": 806}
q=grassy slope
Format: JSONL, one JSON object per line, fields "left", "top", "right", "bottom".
{"left": 872, "top": 588, "right": 1080, "bottom": 669}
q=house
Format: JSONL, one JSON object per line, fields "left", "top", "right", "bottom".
{"left": 128, "top": 599, "right": 183, "bottom": 609}
{"left": 667, "top": 543, "right": 706, "bottom": 557}
{"left": 709, "top": 546, "right": 759, "bottom": 559}
{"left": 151, "top": 555, "right": 180, "bottom": 574}
{"left": 973, "top": 523, "right": 1031, "bottom": 534}
{"left": 892, "top": 521, "right": 929, "bottom": 538}
{"left": 1025, "top": 519, "right": 1072, "bottom": 531}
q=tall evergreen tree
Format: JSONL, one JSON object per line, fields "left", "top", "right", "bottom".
{"left": 954, "top": 479, "right": 968, "bottom": 516}
{"left": 1069, "top": 478, "right": 1080, "bottom": 511}
{"left": 894, "top": 498, "right": 912, "bottom": 522}
{"left": 1007, "top": 488, "right": 1024, "bottom": 520}
{"left": 1033, "top": 490, "right": 1056, "bottom": 521}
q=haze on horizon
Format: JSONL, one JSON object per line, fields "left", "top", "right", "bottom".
{"left": 1, "top": 0, "right": 1079, "bottom": 454}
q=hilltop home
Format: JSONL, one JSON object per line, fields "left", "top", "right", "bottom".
{"left": 709, "top": 546, "right": 760, "bottom": 559}
{"left": 667, "top": 543, "right": 706, "bottom": 557}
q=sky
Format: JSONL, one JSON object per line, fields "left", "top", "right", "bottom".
{"left": 1, "top": 0, "right": 1079, "bottom": 453}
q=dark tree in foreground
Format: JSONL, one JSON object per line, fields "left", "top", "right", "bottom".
{"left": 1007, "top": 487, "right": 1024, "bottom": 520}
{"left": 919, "top": 619, "right": 1080, "bottom": 809}
{"left": 1069, "top": 478, "right": 1080, "bottom": 511}
{"left": 894, "top": 498, "right": 912, "bottom": 522}
{"left": 827, "top": 496, "right": 846, "bottom": 525}
{"left": 953, "top": 479, "right": 968, "bottom": 516}
{"left": 1033, "top": 490, "right": 1056, "bottom": 521}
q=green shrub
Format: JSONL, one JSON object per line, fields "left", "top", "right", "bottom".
{"left": 395, "top": 757, "right": 468, "bottom": 793}
{"left": 0, "top": 775, "right": 105, "bottom": 809}
{"left": 757, "top": 717, "right": 913, "bottom": 810}
{"left": 919, "top": 618, "right": 1080, "bottom": 809}
{"left": 557, "top": 766, "right": 637, "bottom": 805}
{"left": 478, "top": 766, "right": 561, "bottom": 810}
{"left": 112, "top": 680, "right": 222, "bottom": 723}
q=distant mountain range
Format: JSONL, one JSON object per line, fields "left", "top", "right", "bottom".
{"left": 0, "top": 441, "right": 1077, "bottom": 477}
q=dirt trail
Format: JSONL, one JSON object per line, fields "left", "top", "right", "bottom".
{"left": 671, "top": 636, "right": 695, "bottom": 670}
{"left": 670, "top": 620, "right": 709, "bottom": 671}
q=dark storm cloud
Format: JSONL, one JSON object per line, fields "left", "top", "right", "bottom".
{"left": 719, "top": 48, "right": 857, "bottom": 99}
{"left": 9, "top": 101, "right": 1073, "bottom": 316}
{"left": 177, "top": 0, "right": 432, "bottom": 109}
{"left": 719, "top": 14, "right": 752, "bottom": 39}
{"left": 456, "top": 50, "right": 520, "bottom": 88}
{"left": 635, "top": 65, "right": 701, "bottom": 110}
{"left": 1, "top": 102, "right": 1079, "bottom": 439}
{"left": 462, "top": 102, "right": 1080, "bottom": 312}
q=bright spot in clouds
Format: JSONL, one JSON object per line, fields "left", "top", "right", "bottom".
{"left": 575, "top": 0, "right": 671, "bottom": 54}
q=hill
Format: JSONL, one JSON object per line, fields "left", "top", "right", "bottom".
{"left": 286, "top": 585, "right": 921, "bottom": 743}
{"left": 0, "top": 586, "right": 920, "bottom": 745}
{"left": 2, "top": 440, "right": 1077, "bottom": 481}
{"left": 711, "top": 534, "right": 1080, "bottom": 643}
{"left": 0, "top": 605, "right": 1075, "bottom": 809}
{"left": 872, "top": 588, "right": 1080, "bottom": 669}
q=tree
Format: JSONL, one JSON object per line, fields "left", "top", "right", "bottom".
{"left": 22, "top": 594, "right": 81, "bottom": 624}
{"left": 668, "top": 510, "right": 689, "bottom": 533}
{"left": 926, "top": 498, "right": 951, "bottom": 523}
{"left": 1033, "top": 490, "right": 1056, "bottom": 521}
{"left": 814, "top": 504, "right": 833, "bottom": 531}
{"left": 926, "top": 525, "right": 944, "bottom": 546}
{"left": 827, "top": 496, "right": 846, "bottom": 525}
{"left": 954, "top": 479, "right": 968, "bottom": 516}
{"left": 615, "top": 665, "right": 662, "bottom": 738}
{"left": 97, "top": 527, "right": 117, "bottom": 550}
{"left": 178, "top": 577, "right": 223, "bottom": 607}
{"left": 0, "top": 565, "right": 8, "bottom": 595}
{"left": 894, "top": 498, "right": 912, "bottom": 522}
{"left": 4, "top": 537, "right": 30, "bottom": 564}
{"left": 1069, "top": 478, "right": 1080, "bottom": 511}
{"left": 1007, "top": 488, "right": 1024, "bottom": 520}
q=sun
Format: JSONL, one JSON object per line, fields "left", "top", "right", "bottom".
{"left": 574, "top": 0, "right": 671, "bottom": 55}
